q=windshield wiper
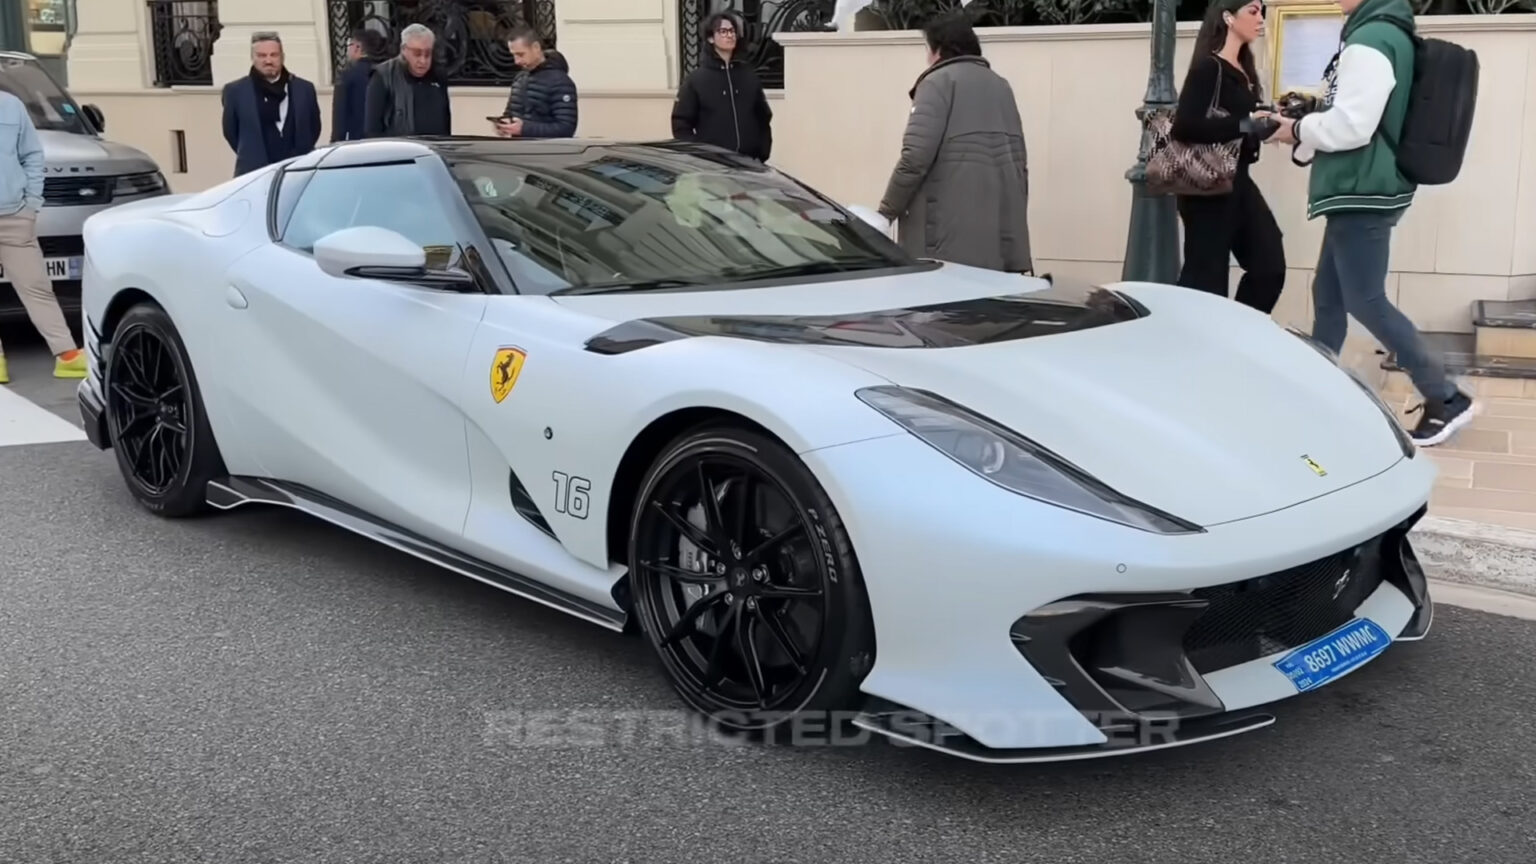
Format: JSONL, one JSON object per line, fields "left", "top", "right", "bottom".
{"left": 550, "top": 277, "right": 711, "bottom": 296}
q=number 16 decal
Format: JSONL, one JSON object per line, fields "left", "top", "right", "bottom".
{"left": 552, "top": 471, "right": 591, "bottom": 519}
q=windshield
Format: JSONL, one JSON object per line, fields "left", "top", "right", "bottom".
{"left": 444, "top": 144, "right": 913, "bottom": 294}
{"left": 0, "top": 55, "right": 90, "bottom": 134}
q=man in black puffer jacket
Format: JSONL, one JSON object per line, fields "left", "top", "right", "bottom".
{"left": 493, "top": 25, "right": 578, "bottom": 140}
{"left": 670, "top": 11, "right": 772, "bottom": 163}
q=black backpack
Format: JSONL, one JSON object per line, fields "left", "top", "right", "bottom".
{"left": 1381, "top": 21, "right": 1479, "bottom": 186}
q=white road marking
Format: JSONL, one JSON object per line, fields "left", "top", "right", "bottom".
{"left": 1429, "top": 578, "right": 1536, "bottom": 622}
{"left": 0, "top": 384, "right": 85, "bottom": 446}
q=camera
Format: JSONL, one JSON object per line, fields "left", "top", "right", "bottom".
{"left": 1274, "top": 91, "right": 1319, "bottom": 120}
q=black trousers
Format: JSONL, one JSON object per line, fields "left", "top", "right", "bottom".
{"left": 1176, "top": 172, "right": 1286, "bottom": 314}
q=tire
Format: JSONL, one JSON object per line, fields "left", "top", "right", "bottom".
{"left": 627, "top": 422, "right": 876, "bottom": 741}
{"left": 103, "top": 302, "right": 226, "bottom": 517}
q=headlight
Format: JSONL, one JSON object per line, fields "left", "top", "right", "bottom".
{"left": 855, "top": 386, "right": 1203, "bottom": 535}
{"left": 1286, "top": 327, "right": 1414, "bottom": 458}
{"left": 112, "top": 171, "right": 168, "bottom": 197}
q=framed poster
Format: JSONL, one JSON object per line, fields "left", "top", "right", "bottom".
{"left": 1267, "top": 3, "right": 1345, "bottom": 99}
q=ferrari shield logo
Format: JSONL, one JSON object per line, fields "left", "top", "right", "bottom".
{"left": 490, "top": 347, "right": 526, "bottom": 404}
{"left": 1301, "top": 455, "right": 1327, "bottom": 477}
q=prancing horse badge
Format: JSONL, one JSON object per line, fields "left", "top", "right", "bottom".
{"left": 1301, "top": 455, "right": 1327, "bottom": 477}
{"left": 490, "top": 346, "right": 527, "bottom": 404}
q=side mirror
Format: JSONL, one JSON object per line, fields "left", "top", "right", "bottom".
{"left": 313, "top": 226, "right": 475, "bottom": 291}
{"left": 845, "top": 204, "right": 891, "bottom": 234}
{"left": 81, "top": 103, "right": 104, "bottom": 132}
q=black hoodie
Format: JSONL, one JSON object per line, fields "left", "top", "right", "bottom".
{"left": 670, "top": 51, "right": 773, "bottom": 162}
{"left": 502, "top": 50, "right": 578, "bottom": 138}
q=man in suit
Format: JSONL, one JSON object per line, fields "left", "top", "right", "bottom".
{"left": 221, "top": 31, "right": 322, "bottom": 176}
{"left": 331, "top": 28, "right": 384, "bottom": 142}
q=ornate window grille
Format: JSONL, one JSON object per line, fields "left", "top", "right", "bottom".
{"left": 146, "top": 0, "right": 221, "bottom": 87}
{"left": 676, "top": 0, "right": 834, "bottom": 91}
{"left": 326, "top": 0, "right": 558, "bottom": 87}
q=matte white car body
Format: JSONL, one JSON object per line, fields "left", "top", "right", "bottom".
{"left": 76, "top": 140, "right": 1438, "bottom": 761}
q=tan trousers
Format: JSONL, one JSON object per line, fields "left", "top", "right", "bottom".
{"left": 0, "top": 210, "right": 75, "bottom": 356}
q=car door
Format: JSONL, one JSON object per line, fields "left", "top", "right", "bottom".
{"left": 219, "top": 156, "right": 489, "bottom": 545}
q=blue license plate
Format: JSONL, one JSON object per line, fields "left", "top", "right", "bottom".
{"left": 1272, "top": 617, "right": 1391, "bottom": 692}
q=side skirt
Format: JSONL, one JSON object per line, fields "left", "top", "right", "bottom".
{"left": 205, "top": 476, "right": 628, "bottom": 632}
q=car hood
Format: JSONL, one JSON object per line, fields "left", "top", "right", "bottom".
{"left": 556, "top": 265, "right": 1405, "bottom": 527}
{"left": 37, "top": 130, "right": 160, "bottom": 174}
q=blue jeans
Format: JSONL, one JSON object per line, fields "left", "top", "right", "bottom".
{"left": 1311, "top": 210, "right": 1454, "bottom": 403}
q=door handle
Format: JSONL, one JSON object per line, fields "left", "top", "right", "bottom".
{"left": 225, "top": 284, "right": 249, "bottom": 309}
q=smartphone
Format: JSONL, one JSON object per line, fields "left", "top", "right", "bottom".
{"left": 486, "top": 115, "right": 507, "bottom": 122}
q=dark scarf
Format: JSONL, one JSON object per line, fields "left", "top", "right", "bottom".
{"left": 250, "top": 66, "right": 291, "bottom": 128}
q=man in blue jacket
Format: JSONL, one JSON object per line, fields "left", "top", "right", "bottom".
{"left": 0, "top": 91, "right": 83, "bottom": 383}
{"left": 492, "top": 25, "right": 577, "bottom": 139}
{"left": 221, "top": 32, "right": 322, "bottom": 176}
{"left": 331, "top": 28, "right": 384, "bottom": 142}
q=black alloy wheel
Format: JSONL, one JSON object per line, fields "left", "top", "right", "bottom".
{"left": 629, "top": 425, "right": 875, "bottom": 736}
{"left": 104, "top": 302, "right": 224, "bottom": 517}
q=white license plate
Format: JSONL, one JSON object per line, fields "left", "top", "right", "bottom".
{"left": 0, "top": 256, "right": 82, "bottom": 282}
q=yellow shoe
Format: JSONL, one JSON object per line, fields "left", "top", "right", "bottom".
{"left": 0, "top": 354, "right": 8, "bottom": 384}
{"left": 54, "top": 349, "right": 86, "bottom": 379}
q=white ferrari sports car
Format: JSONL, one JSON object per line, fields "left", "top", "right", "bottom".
{"left": 78, "top": 137, "right": 1436, "bottom": 762}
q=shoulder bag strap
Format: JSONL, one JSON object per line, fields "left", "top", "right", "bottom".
{"left": 1207, "top": 55, "right": 1226, "bottom": 115}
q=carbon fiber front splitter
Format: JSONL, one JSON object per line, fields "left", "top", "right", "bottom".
{"left": 849, "top": 696, "right": 1275, "bottom": 763}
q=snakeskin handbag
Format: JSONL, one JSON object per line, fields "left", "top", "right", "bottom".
{"left": 1145, "top": 57, "right": 1241, "bottom": 197}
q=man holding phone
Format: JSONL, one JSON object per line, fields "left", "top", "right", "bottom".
{"left": 489, "top": 25, "right": 577, "bottom": 140}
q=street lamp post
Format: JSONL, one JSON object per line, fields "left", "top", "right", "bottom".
{"left": 1121, "top": 0, "right": 1181, "bottom": 284}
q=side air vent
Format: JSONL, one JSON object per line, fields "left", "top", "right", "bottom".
{"left": 509, "top": 470, "right": 555, "bottom": 539}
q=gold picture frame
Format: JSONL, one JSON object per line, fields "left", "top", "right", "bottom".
{"left": 1266, "top": 2, "right": 1345, "bottom": 101}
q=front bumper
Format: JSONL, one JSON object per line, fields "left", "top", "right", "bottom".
{"left": 800, "top": 430, "right": 1437, "bottom": 758}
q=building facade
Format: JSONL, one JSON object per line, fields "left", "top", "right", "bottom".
{"left": 48, "top": 1, "right": 1536, "bottom": 348}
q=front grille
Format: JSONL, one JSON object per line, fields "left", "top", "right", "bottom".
{"left": 1183, "top": 537, "right": 1385, "bottom": 673}
{"left": 39, "top": 235, "right": 84, "bottom": 257}
{"left": 44, "top": 176, "right": 113, "bottom": 206}
{"left": 1011, "top": 511, "right": 1427, "bottom": 725}
{"left": 42, "top": 172, "right": 168, "bottom": 207}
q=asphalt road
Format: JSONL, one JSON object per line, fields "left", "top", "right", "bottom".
{"left": 0, "top": 319, "right": 82, "bottom": 423}
{"left": 3, "top": 327, "right": 1535, "bottom": 863}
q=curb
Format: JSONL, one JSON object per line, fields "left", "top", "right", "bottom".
{"left": 1411, "top": 515, "right": 1536, "bottom": 598}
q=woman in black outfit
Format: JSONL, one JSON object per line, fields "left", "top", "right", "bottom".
{"left": 1171, "top": 0, "right": 1285, "bottom": 314}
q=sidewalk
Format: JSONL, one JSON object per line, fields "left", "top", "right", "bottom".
{"left": 1382, "top": 372, "right": 1536, "bottom": 533}
{"left": 1333, "top": 340, "right": 1536, "bottom": 598}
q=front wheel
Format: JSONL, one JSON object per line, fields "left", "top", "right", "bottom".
{"left": 104, "top": 302, "right": 225, "bottom": 517}
{"left": 628, "top": 424, "right": 875, "bottom": 738}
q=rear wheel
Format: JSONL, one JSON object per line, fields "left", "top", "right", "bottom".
{"left": 104, "top": 302, "right": 225, "bottom": 517}
{"left": 628, "top": 424, "right": 875, "bottom": 739}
